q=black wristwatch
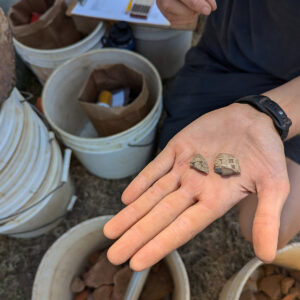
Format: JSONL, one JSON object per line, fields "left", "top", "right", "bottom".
{"left": 235, "top": 95, "right": 292, "bottom": 141}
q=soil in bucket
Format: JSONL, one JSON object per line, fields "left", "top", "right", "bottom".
{"left": 70, "top": 248, "right": 174, "bottom": 300}
{"left": 239, "top": 264, "right": 300, "bottom": 300}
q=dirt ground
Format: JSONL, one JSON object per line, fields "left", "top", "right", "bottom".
{"left": 1, "top": 22, "right": 300, "bottom": 300}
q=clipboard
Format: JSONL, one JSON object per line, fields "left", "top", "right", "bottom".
{"left": 68, "top": 0, "right": 197, "bottom": 30}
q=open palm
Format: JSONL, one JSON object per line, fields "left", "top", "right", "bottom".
{"left": 104, "top": 103, "right": 290, "bottom": 271}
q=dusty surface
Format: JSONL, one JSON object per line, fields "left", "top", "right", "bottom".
{"left": 1, "top": 18, "right": 300, "bottom": 300}
{"left": 3, "top": 157, "right": 299, "bottom": 300}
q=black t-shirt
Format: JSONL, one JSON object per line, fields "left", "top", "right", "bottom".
{"left": 200, "top": 0, "right": 300, "bottom": 81}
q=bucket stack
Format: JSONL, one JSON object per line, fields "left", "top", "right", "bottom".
{"left": 0, "top": 88, "right": 75, "bottom": 238}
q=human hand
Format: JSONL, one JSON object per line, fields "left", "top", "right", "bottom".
{"left": 104, "top": 103, "right": 290, "bottom": 271}
{"left": 157, "top": 0, "right": 217, "bottom": 26}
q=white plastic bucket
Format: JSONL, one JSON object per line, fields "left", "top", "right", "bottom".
{"left": 219, "top": 243, "right": 300, "bottom": 300}
{"left": 0, "top": 89, "right": 75, "bottom": 238}
{"left": 0, "top": 103, "right": 53, "bottom": 218}
{"left": 42, "top": 49, "right": 163, "bottom": 179}
{"left": 0, "top": 145, "right": 75, "bottom": 238}
{"left": 13, "top": 22, "right": 106, "bottom": 84}
{"left": 0, "top": 91, "right": 24, "bottom": 171}
{"left": 32, "top": 216, "right": 190, "bottom": 300}
{"left": 132, "top": 25, "right": 193, "bottom": 79}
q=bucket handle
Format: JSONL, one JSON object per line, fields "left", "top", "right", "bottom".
{"left": 4, "top": 195, "right": 78, "bottom": 236}
{"left": 0, "top": 148, "right": 74, "bottom": 223}
{"left": 128, "top": 141, "right": 155, "bottom": 148}
{"left": 20, "top": 91, "right": 51, "bottom": 130}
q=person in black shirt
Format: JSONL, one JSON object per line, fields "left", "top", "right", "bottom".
{"left": 104, "top": 0, "right": 300, "bottom": 270}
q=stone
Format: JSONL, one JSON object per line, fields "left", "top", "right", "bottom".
{"left": 214, "top": 153, "right": 241, "bottom": 176}
{"left": 263, "top": 265, "right": 280, "bottom": 277}
{"left": 0, "top": 8, "right": 16, "bottom": 103}
{"left": 84, "top": 253, "right": 120, "bottom": 288}
{"left": 140, "top": 262, "right": 173, "bottom": 300}
{"left": 70, "top": 277, "right": 85, "bottom": 293}
{"left": 281, "top": 277, "right": 295, "bottom": 295}
{"left": 255, "top": 292, "right": 270, "bottom": 300}
{"left": 281, "top": 293, "right": 298, "bottom": 300}
{"left": 190, "top": 154, "right": 209, "bottom": 174}
{"left": 250, "top": 268, "right": 265, "bottom": 282}
{"left": 73, "top": 289, "right": 90, "bottom": 300}
{"left": 289, "top": 271, "right": 300, "bottom": 283}
{"left": 93, "top": 285, "right": 113, "bottom": 300}
{"left": 240, "top": 290, "right": 257, "bottom": 300}
{"left": 111, "top": 266, "right": 133, "bottom": 300}
{"left": 258, "top": 274, "right": 284, "bottom": 300}
{"left": 244, "top": 278, "right": 259, "bottom": 293}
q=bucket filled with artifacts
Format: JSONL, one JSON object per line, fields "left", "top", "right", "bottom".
{"left": 32, "top": 216, "right": 190, "bottom": 300}
{"left": 42, "top": 49, "right": 163, "bottom": 179}
{"left": 0, "top": 89, "right": 75, "bottom": 238}
{"left": 8, "top": 0, "right": 105, "bottom": 84}
{"left": 219, "top": 243, "right": 300, "bottom": 300}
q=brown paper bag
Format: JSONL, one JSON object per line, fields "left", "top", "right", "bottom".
{"left": 78, "top": 64, "right": 151, "bottom": 137}
{"left": 8, "top": 0, "right": 82, "bottom": 49}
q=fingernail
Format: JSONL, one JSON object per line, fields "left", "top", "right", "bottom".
{"left": 202, "top": 6, "right": 211, "bottom": 15}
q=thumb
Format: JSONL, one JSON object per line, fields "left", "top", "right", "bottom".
{"left": 252, "top": 179, "right": 290, "bottom": 262}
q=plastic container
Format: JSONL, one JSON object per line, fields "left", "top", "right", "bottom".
{"left": 0, "top": 91, "right": 24, "bottom": 171}
{"left": 0, "top": 145, "right": 75, "bottom": 238}
{"left": 219, "top": 243, "right": 300, "bottom": 300}
{"left": 0, "top": 89, "right": 75, "bottom": 238}
{"left": 42, "top": 49, "right": 163, "bottom": 179}
{"left": 132, "top": 25, "right": 193, "bottom": 79}
{"left": 32, "top": 216, "right": 190, "bottom": 300}
{"left": 13, "top": 22, "right": 106, "bottom": 84}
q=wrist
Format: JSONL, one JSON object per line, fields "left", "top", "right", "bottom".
{"left": 262, "top": 91, "right": 298, "bottom": 139}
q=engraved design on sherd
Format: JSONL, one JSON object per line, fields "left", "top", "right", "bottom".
{"left": 190, "top": 154, "right": 209, "bottom": 174}
{"left": 214, "top": 153, "right": 241, "bottom": 176}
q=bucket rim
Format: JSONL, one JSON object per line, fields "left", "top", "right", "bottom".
{"left": 0, "top": 139, "right": 62, "bottom": 231}
{"left": 42, "top": 48, "right": 163, "bottom": 143}
{"left": 0, "top": 94, "right": 24, "bottom": 170}
{"left": 0, "top": 104, "right": 52, "bottom": 217}
{"left": 32, "top": 216, "right": 190, "bottom": 300}
{"left": 13, "top": 21, "right": 104, "bottom": 55}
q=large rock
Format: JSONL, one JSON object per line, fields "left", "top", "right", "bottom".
{"left": 0, "top": 8, "right": 15, "bottom": 103}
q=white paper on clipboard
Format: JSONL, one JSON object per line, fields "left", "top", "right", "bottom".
{"left": 72, "top": 0, "right": 170, "bottom": 27}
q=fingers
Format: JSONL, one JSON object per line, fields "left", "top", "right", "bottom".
{"left": 103, "top": 171, "right": 180, "bottom": 239}
{"left": 129, "top": 201, "right": 220, "bottom": 271}
{"left": 122, "top": 147, "right": 175, "bottom": 205}
{"left": 107, "top": 189, "right": 194, "bottom": 265}
{"left": 157, "top": 0, "right": 197, "bottom": 23}
{"left": 252, "top": 180, "right": 290, "bottom": 263}
{"left": 180, "top": 0, "right": 216, "bottom": 15}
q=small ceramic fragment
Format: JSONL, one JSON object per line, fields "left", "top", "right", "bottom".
{"left": 281, "top": 277, "right": 295, "bottom": 295}
{"left": 73, "top": 289, "right": 90, "bottom": 300}
{"left": 258, "top": 274, "right": 284, "bottom": 300}
{"left": 239, "top": 290, "right": 256, "bottom": 300}
{"left": 281, "top": 293, "right": 298, "bottom": 300}
{"left": 214, "top": 153, "right": 241, "bottom": 176}
{"left": 111, "top": 266, "right": 133, "bottom": 300}
{"left": 84, "top": 252, "right": 120, "bottom": 288}
{"left": 93, "top": 285, "right": 113, "bottom": 300}
{"left": 190, "top": 154, "right": 209, "bottom": 174}
{"left": 289, "top": 270, "right": 300, "bottom": 282}
{"left": 71, "top": 276, "right": 85, "bottom": 293}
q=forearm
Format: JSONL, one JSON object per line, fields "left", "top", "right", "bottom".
{"left": 263, "top": 76, "right": 300, "bottom": 139}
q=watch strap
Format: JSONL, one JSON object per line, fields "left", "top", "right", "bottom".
{"left": 235, "top": 95, "right": 292, "bottom": 141}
